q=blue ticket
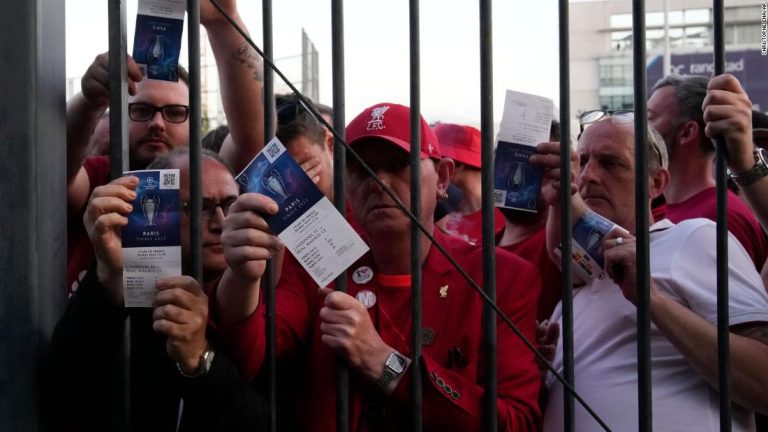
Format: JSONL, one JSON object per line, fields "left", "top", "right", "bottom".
{"left": 133, "top": 0, "right": 185, "bottom": 81}
{"left": 236, "top": 138, "right": 369, "bottom": 287}
{"left": 566, "top": 209, "right": 618, "bottom": 281}
{"left": 493, "top": 141, "right": 543, "bottom": 212}
{"left": 121, "top": 169, "right": 182, "bottom": 307}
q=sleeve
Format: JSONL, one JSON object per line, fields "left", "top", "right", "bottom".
{"left": 667, "top": 223, "right": 768, "bottom": 326}
{"left": 212, "top": 256, "right": 317, "bottom": 381}
{"left": 41, "top": 266, "right": 129, "bottom": 430}
{"left": 175, "top": 342, "right": 269, "bottom": 431}
{"left": 390, "top": 252, "right": 542, "bottom": 431}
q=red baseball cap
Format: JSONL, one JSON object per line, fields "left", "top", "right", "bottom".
{"left": 433, "top": 123, "right": 481, "bottom": 168}
{"left": 345, "top": 103, "right": 442, "bottom": 160}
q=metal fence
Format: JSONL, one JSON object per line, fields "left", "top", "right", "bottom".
{"left": 0, "top": 0, "right": 739, "bottom": 430}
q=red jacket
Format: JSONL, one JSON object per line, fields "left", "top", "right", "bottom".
{"left": 215, "top": 230, "right": 542, "bottom": 431}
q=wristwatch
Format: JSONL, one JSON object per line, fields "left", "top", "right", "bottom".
{"left": 730, "top": 147, "right": 768, "bottom": 187}
{"left": 176, "top": 348, "right": 215, "bottom": 378}
{"left": 376, "top": 351, "right": 408, "bottom": 390}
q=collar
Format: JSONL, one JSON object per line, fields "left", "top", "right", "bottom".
{"left": 649, "top": 218, "right": 674, "bottom": 233}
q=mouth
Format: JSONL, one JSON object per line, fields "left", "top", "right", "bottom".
{"left": 138, "top": 138, "right": 170, "bottom": 151}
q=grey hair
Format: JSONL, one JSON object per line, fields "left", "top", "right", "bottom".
{"left": 651, "top": 74, "right": 711, "bottom": 154}
{"left": 147, "top": 147, "right": 232, "bottom": 174}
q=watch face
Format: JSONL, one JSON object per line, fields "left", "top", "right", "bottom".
{"left": 387, "top": 353, "right": 406, "bottom": 373}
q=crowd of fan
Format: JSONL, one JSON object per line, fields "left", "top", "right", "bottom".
{"left": 42, "top": 1, "right": 768, "bottom": 430}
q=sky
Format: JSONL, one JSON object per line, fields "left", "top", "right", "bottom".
{"left": 66, "top": 0, "right": 564, "bottom": 127}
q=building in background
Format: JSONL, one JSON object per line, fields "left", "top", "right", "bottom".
{"left": 570, "top": 0, "right": 767, "bottom": 127}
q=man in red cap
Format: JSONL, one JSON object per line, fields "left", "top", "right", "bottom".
{"left": 213, "top": 103, "right": 542, "bottom": 431}
{"left": 433, "top": 123, "right": 505, "bottom": 245}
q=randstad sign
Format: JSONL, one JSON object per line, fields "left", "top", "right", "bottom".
{"left": 647, "top": 50, "right": 768, "bottom": 111}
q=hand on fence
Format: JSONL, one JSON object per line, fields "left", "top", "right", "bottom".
{"left": 535, "top": 319, "right": 560, "bottom": 371}
{"left": 152, "top": 275, "right": 209, "bottom": 374}
{"left": 83, "top": 175, "right": 139, "bottom": 302}
{"left": 80, "top": 52, "right": 143, "bottom": 110}
{"left": 221, "top": 192, "right": 283, "bottom": 281}
{"left": 318, "top": 288, "right": 393, "bottom": 383}
{"left": 703, "top": 73, "right": 755, "bottom": 174}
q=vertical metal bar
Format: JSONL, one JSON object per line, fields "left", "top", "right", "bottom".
{"left": 262, "top": 0, "right": 278, "bottom": 429}
{"left": 330, "top": 0, "right": 350, "bottom": 430}
{"left": 557, "top": 0, "right": 575, "bottom": 429}
{"left": 631, "top": 0, "right": 652, "bottom": 430}
{"left": 0, "top": 0, "right": 66, "bottom": 428}
{"left": 712, "top": 0, "right": 731, "bottom": 429}
{"left": 187, "top": 0, "right": 203, "bottom": 284}
{"left": 409, "top": 1, "right": 424, "bottom": 431}
{"left": 108, "top": 0, "right": 129, "bottom": 179}
{"left": 479, "top": 0, "right": 497, "bottom": 430}
{"left": 107, "top": 1, "right": 130, "bottom": 430}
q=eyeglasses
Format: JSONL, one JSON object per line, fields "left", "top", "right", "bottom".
{"left": 578, "top": 109, "right": 634, "bottom": 137}
{"left": 128, "top": 103, "right": 190, "bottom": 123}
{"left": 578, "top": 109, "right": 665, "bottom": 169}
{"left": 182, "top": 198, "right": 237, "bottom": 221}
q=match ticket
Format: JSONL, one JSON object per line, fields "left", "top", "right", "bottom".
{"left": 236, "top": 137, "right": 369, "bottom": 287}
{"left": 493, "top": 90, "right": 554, "bottom": 212}
{"left": 133, "top": 0, "right": 185, "bottom": 81}
{"left": 121, "top": 169, "right": 182, "bottom": 307}
{"left": 555, "top": 208, "right": 619, "bottom": 282}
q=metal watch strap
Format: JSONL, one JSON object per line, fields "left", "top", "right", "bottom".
{"left": 376, "top": 351, "right": 407, "bottom": 390}
{"left": 176, "top": 348, "right": 215, "bottom": 379}
{"left": 731, "top": 148, "right": 768, "bottom": 187}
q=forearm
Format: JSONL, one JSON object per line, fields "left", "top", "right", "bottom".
{"left": 205, "top": 14, "right": 266, "bottom": 172}
{"left": 738, "top": 177, "right": 768, "bottom": 232}
{"left": 67, "top": 94, "right": 107, "bottom": 184}
{"left": 215, "top": 267, "right": 261, "bottom": 327}
{"left": 649, "top": 286, "right": 768, "bottom": 413}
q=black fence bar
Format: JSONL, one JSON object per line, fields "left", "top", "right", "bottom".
{"left": 107, "top": 1, "right": 130, "bottom": 430}
{"left": 408, "top": 1, "right": 424, "bottom": 431}
{"left": 331, "top": 1, "right": 350, "bottom": 431}
{"left": 711, "top": 0, "right": 731, "bottom": 429}
{"left": 261, "top": 0, "right": 278, "bottom": 430}
{"left": 479, "top": 0, "right": 497, "bottom": 430}
{"left": 557, "top": 0, "right": 575, "bottom": 429}
{"left": 630, "top": 0, "right": 652, "bottom": 430}
{"left": 187, "top": 0, "right": 203, "bottom": 285}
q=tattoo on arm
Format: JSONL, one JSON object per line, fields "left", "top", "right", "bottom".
{"left": 733, "top": 323, "right": 768, "bottom": 345}
{"left": 234, "top": 43, "right": 263, "bottom": 82}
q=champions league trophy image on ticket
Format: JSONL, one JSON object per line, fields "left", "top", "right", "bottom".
{"left": 263, "top": 169, "right": 290, "bottom": 204}
{"left": 508, "top": 162, "right": 526, "bottom": 191}
{"left": 141, "top": 194, "right": 160, "bottom": 226}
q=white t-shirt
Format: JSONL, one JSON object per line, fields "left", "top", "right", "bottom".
{"left": 543, "top": 218, "right": 768, "bottom": 432}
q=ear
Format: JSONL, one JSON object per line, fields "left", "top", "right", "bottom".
{"left": 677, "top": 120, "right": 700, "bottom": 148}
{"left": 649, "top": 167, "right": 670, "bottom": 201}
{"left": 434, "top": 157, "right": 455, "bottom": 198}
{"left": 324, "top": 130, "right": 334, "bottom": 154}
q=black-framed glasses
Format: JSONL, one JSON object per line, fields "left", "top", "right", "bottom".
{"left": 578, "top": 109, "right": 664, "bottom": 168}
{"left": 182, "top": 198, "right": 237, "bottom": 221}
{"left": 128, "top": 103, "right": 190, "bottom": 123}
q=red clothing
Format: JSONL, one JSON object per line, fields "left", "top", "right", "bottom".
{"left": 215, "top": 230, "right": 542, "bottom": 431}
{"left": 666, "top": 187, "right": 768, "bottom": 271}
{"left": 444, "top": 208, "right": 506, "bottom": 246}
{"left": 500, "top": 227, "right": 561, "bottom": 322}
{"left": 67, "top": 156, "right": 111, "bottom": 294}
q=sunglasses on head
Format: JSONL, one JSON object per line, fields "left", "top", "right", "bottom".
{"left": 578, "top": 109, "right": 664, "bottom": 168}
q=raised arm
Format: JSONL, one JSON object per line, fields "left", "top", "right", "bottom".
{"left": 67, "top": 54, "right": 143, "bottom": 215}
{"left": 200, "top": 0, "right": 268, "bottom": 172}
{"left": 703, "top": 74, "right": 768, "bottom": 231}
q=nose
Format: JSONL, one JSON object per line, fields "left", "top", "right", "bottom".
{"left": 207, "top": 206, "right": 226, "bottom": 232}
{"left": 147, "top": 110, "right": 167, "bottom": 132}
{"left": 579, "top": 158, "right": 600, "bottom": 186}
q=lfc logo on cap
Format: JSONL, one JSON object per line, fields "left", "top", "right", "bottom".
{"left": 366, "top": 106, "right": 389, "bottom": 131}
